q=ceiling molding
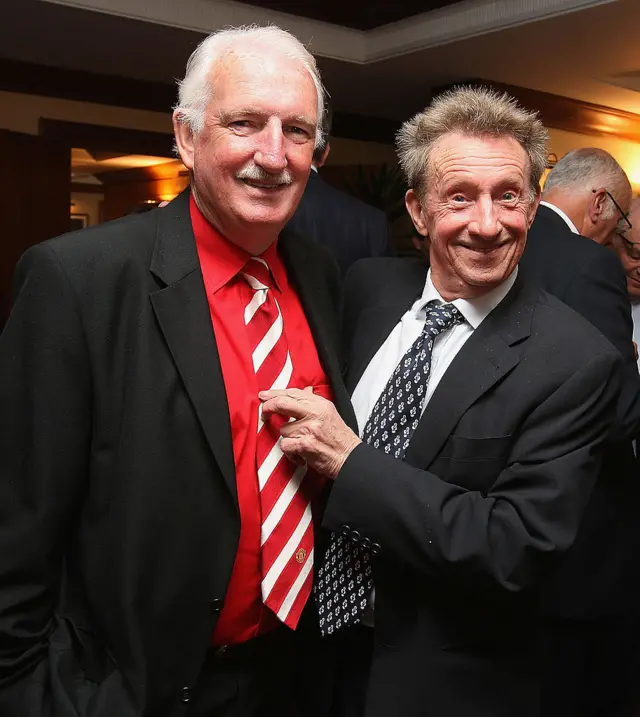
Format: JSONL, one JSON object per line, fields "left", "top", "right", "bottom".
{"left": 39, "top": 0, "right": 617, "bottom": 64}
{"left": 38, "top": 0, "right": 366, "bottom": 64}
{"left": 449, "top": 79, "right": 640, "bottom": 144}
{"left": 366, "top": 0, "right": 618, "bottom": 61}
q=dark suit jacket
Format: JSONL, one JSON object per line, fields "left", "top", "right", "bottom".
{"left": 286, "top": 170, "right": 390, "bottom": 275}
{"left": 0, "top": 190, "right": 356, "bottom": 717}
{"left": 324, "top": 258, "right": 621, "bottom": 717}
{"left": 520, "top": 203, "right": 640, "bottom": 617}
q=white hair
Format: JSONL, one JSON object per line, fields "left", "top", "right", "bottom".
{"left": 174, "top": 25, "right": 325, "bottom": 149}
{"left": 544, "top": 148, "right": 631, "bottom": 219}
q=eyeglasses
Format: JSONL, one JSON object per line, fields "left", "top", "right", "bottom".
{"left": 620, "top": 235, "right": 640, "bottom": 261}
{"left": 593, "top": 189, "right": 633, "bottom": 234}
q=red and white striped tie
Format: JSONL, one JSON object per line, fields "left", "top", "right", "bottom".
{"left": 241, "top": 256, "right": 315, "bottom": 629}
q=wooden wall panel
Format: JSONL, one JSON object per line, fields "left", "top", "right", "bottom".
{"left": 0, "top": 130, "right": 70, "bottom": 328}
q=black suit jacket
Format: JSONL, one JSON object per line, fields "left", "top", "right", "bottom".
{"left": 324, "top": 258, "right": 621, "bottom": 717}
{"left": 0, "top": 190, "right": 356, "bottom": 717}
{"left": 286, "top": 170, "right": 390, "bottom": 275}
{"left": 520, "top": 203, "right": 640, "bottom": 617}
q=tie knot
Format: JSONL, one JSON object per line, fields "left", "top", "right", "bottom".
{"left": 423, "top": 302, "right": 464, "bottom": 337}
{"left": 241, "top": 256, "right": 273, "bottom": 291}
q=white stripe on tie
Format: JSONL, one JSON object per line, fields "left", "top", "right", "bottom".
{"left": 258, "top": 439, "right": 286, "bottom": 491}
{"left": 257, "top": 352, "right": 293, "bottom": 433}
{"left": 277, "top": 547, "right": 314, "bottom": 622}
{"left": 261, "top": 506, "right": 313, "bottom": 600}
{"left": 252, "top": 303, "right": 283, "bottom": 373}
{"left": 244, "top": 288, "right": 267, "bottom": 324}
{"left": 260, "top": 464, "right": 307, "bottom": 545}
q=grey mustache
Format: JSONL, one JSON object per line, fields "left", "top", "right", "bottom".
{"left": 236, "top": 164, "right": 293, "bottom": 185}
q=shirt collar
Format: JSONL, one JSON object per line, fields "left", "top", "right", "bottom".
{"left": 190, "top": 194, "right": 282, "bottom": 294}
{"left": 310, "top": 164, "right": 319, "bottom": 173}
{"left": 540, "top": 200, "right": 579, "bottom": 234}
{"left": 415, "top": 267, "right": 518, "bottom": 330}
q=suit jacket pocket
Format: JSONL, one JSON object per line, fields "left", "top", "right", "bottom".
{"left": 46, "top": 615, "right": 136, "bottom": 717}
{"left": 440, "top": 435, "right": 512, "bottom": 461}
{"left": 435, "top": 435, "right": 512, "bottom": 493}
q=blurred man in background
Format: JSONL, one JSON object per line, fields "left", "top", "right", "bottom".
{"left": 287, "top": 99, "right": 391, "bottom": 275}
{"left": 611, "top": 196, "right": 640, "bottom": 369}
{"left": 520, "top": 148, "right": 640, "bottom": 717}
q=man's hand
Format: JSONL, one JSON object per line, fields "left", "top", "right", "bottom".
{"left": 259, "top": 388, "right": 361, "bottom": 478}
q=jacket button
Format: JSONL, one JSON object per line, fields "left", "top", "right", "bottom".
{"left": 180, "top": 687, "right": 192, "bottom": 704}
{"left": 351, "top": 530, "right": 361, "bottom": 543}
{"left": 371, "top": 542, "right": 381, "bottom": 555}
{"left": 209, "top": 598, "right": 224, "bottom": 614}
{"left": 341, "top": 525, "right": 351, "bottom": 536}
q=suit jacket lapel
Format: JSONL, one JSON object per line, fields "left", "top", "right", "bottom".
{"left": 405, "top": 276, "right": 537, "bottom": 468}
{"left": 279, "top": 229, "right": 358, "bottom": 431}
{"left": 149, "top": 190, "right": 238, "bottom": 509}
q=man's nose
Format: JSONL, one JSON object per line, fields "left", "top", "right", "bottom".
{"left": 254, "top": 119, "right": 287, "bottom": 174}
{"left": 468, "top": 197, "right": 500, "bottom": 239}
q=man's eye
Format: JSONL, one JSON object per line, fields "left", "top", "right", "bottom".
{"left": 502, "top": 192, "right": 516, "bottom": 201}
{"left": 285, "top": 126, "right": 311, "bottom": 140}
{"left": 452, "top": 195, "right": 466, "bottom": 203}
{"left": 230, "top": 120, "right": 253, "bottom": 129}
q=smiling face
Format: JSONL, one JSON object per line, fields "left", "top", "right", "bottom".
{"left": 173, "top": 48, "right": 318, "bottom": 253}
{"left": 405, "top": 132, "right": 539, "bottom": 300}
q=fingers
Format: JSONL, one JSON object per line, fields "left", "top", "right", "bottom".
{"left": 260, "top": 395, "right": 309, "bottom": 421}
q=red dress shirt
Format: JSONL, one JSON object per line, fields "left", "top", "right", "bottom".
{"left": 190, "top": 196, "right": 332, "bottom": 645}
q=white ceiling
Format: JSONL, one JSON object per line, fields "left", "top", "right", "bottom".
{"left": 3, "top": 0, "right": 640, "bottom": 120}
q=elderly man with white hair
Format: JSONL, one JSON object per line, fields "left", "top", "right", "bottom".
{"left": 0, "top": 25, "right": 355, "bottom": 717}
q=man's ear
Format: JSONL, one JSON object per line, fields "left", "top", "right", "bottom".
{"left": 588, "top": 187, "right": 607, "bottom": 223}
{"left": 173, "top": 110, "right": 195, "bottom": 170}
{"left": 405, "top": 189, "right": 429, "bottom": 238}
{"left": 315, "top": 142, "right": 330, "bottom": 169}
{"left": 527, "top": 186, "right": 541, "bottom": 229}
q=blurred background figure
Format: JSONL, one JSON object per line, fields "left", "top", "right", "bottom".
{"left": 611, "top": 196, "right": 640, "bottom": 369}
{"left": 287, "top": 98, "right": 391, "bottom": 275}
{"left": 518, "top": 147, "right": 640, "bottom": 717}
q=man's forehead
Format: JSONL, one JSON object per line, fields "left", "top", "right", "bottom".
{"left": 432, "top": 132, "right": 528, "bottom": 165}
{"left": 208, "top": 52, "right": 317, "bottom": 119}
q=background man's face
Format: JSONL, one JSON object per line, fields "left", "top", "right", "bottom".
{"left": 595, "top": 188, "right": 632, "bottom": 247}
{"left": 406, "top": 132, "right": 538, "bottom": 300}
{"left": 179, "top": 50, "right": 317, "bottom": 247}
{"left": 612, "top": 205, "right": 640, "bottom": 300}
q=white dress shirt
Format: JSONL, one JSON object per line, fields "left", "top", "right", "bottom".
{"left": 352, "top": 268, "right": 518, "bottom": 435}
{"left": 351, "top": 267, "right": 517, "bottom": 625}
{"left": 540, "top": 200, "right": 579, "bottom": 234}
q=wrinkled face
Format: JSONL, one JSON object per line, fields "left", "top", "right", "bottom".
{"left": 174, "top": 50, "right": 317, "bottom": 251}
{"left": 612, "top": 213, "right": 640, "bottom": 300}
{"left": 406, "top": 132, "right": 539, "bottom": 300}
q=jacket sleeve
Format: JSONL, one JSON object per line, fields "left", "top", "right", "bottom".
{"left": 323, "top": 349, "right": 620, "bottom": 599}
{"left": 563, "top": 249, "right": 640, "bottom": 440}
{"left": 0, "top": 243, "right": 92, "bottom": 715}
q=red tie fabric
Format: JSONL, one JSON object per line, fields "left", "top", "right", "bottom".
{"left": 241, "top": 256, "right": 315, "bottom": 629}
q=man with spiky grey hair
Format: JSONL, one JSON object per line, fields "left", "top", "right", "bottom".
{"left": 0, "top": 24, "right": 355, "bottom": 717}
{"left": 261, "top": 87, "right": 623, "bottom": 716}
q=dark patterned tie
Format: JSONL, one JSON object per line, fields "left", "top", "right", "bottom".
{"left": 315, "top": 301, "right": 465, "bottom": 635}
